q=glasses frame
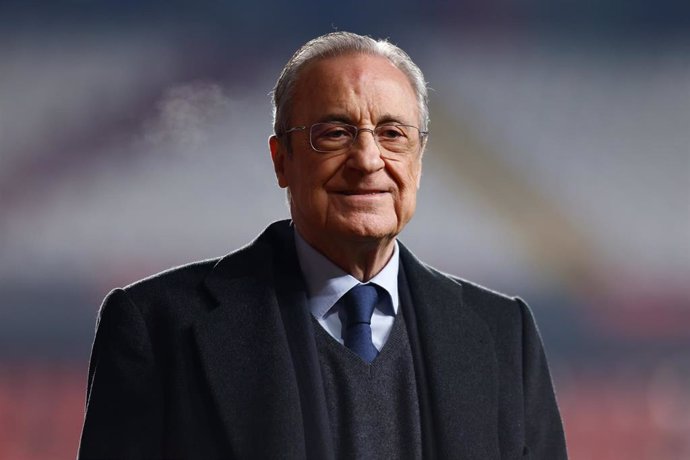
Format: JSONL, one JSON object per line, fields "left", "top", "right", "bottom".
{"left": 279, "top": 122, "right": 429, "bottom": 154}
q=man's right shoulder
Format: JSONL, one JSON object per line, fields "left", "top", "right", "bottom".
{"left": 119, "top": 223, "right": 282, "bottom": 300}
{"left": 97, "top": 220, "right": 293, "bottom": 322}
{"left": 100, "top": 243, "right": 255, "bottom": 317}
{"left": 123, "top": 257, "right": 221, "bottom": 295}
{"left": 95, "top": 258, "right": 219, "bottom": 323}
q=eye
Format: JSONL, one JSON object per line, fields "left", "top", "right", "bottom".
{"left": 312, "top": 123, "right": 355, "bottom": 140}
{"left": 323, "top": 127, "right": 351, "bottom": 139}
{"left": 310, "top": 123, "right": 356, "bottom": 151}
{"left": 376, "top": 125, "right": 407, "bottom": 140}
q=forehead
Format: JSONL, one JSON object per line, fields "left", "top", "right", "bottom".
{"left": 291, "top": 53, "right": 419, "bottom": 124}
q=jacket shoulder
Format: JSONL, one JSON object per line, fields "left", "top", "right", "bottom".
{"left": 451, "top": 273, "right": 527, "bottom": 329}
{"left": 447, "top": 274, "right": 518, "bottom": 308}
{"left": 400, "top": 244, "right": 525, "bottom": 331}
{"left": 402, "top": 245, "right": 519, "bottom": 312}
{"left": 122, "top": 258, "right": 220, "bottom": 300}
{"left": 400, "top": 244, "right": 519, "bottom": 316}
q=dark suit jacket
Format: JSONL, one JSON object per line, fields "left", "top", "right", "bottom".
{"left": 78, "top": 220, "right": 567, "bottom": 460}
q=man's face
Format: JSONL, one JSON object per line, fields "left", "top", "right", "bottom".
{"left": 270, "top": 53, "right": 424, "bottom": 252}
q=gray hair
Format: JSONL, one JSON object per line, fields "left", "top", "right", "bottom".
{"left": 271, "top": 31, "right": 429, "bottom": 136}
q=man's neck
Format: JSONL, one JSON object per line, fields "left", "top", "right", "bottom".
{"left": 296, "top": 229, "right": 396, "bottom": 282}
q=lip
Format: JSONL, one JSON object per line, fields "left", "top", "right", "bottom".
{"left": 331, "top": 188, "right": 390, "bottom": 196}
{"left": 330, "top": 191, "right": 390, "bottom": 205}
{"left": 336, "top": 191, "right": 387, "bottom": 196}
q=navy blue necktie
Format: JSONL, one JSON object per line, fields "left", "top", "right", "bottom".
{"left": 340, "top": 284, "right": 380, "bottom": 363}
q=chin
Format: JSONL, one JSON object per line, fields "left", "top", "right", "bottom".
{"left": 333, "top": 216, "right": 400, "bottom": 242}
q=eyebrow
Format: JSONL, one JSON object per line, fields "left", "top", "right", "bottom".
{"left": 315, "top": 114, "right": 353, "bottom": 124}
{"left": 315, "top": 113, "right": 410, "bottom": 126}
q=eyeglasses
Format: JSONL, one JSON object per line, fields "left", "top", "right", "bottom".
{"left": 279, "top": 122, "right": 428, "bottom": 155}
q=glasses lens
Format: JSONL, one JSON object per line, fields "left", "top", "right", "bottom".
{"left": 374, "top": 124, "right": 419, "bottom": 153}
{"left": 310, "top": 123, "right": 356, "bottom": 152}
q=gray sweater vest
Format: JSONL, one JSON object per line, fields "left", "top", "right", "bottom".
{"left": 313, "top": 312, "right": 422, "bottom": 460}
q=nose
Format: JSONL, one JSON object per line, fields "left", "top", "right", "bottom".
{"left": 346, "top": 128, "right": 385, "bottom": 173}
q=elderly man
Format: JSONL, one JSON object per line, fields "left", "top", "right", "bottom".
{"left": 79, "top": 32, "right": 567, "bottom": 459}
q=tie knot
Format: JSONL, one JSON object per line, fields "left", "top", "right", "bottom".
{"left": 341, "top": 283, "right": 379, "bottom": 325}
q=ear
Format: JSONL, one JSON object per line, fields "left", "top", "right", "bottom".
{"left": 269, "top": 135, "right": 289, "bottom": 188}
{"left": 416, "top": 138, "right": 427, "bottom": 189}
{"left": 415, "top": 163, "right": 422, "bottom": 190}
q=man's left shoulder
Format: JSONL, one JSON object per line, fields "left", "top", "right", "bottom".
{"left": 448, "top": 272, "right": 521, "bottom": 307}
{"left": 400, "top": 243, "right": 520, "bottom": 307}
{"left": 438, "top": 266, "right": 525, "bottom": 315}
{"left": 451, "top": 272, "right": 530, "bottom": 322}
{"left": 399, "top": 244, "right": 528, "bottom": 328}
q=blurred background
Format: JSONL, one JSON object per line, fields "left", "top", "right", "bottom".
{"left": 1, "top": 0, "right": 688, "bottom": 458}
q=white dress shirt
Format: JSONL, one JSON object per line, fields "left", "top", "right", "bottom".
{"left": 294, "top": 231, "right": 399, "bottom": 351}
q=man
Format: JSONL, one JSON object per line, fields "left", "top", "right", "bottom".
{"left": 79, "top": 32, "right": 567, "bottom": 459}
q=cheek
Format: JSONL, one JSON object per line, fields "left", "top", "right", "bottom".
{"left": 288, "top": 161, "right": 331, "bottom": 204}
{"left": 410, "top": 168, "right": 421, "bottom": 190}
{"left": 398, "top": 162, "right": 421, "bottom": 208}
{"left": 395, "top": 160, "right": 422, "bottom": 192}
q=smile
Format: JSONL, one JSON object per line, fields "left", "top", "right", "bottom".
{"left": 333, "top": 188, "right": 389, "bottom": 196}
{"left": 339, "top": 191, "right": 386, "bottom": 195}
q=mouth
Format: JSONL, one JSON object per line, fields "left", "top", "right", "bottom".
{"left": 339, "top": 191, "right": 385, "bottom": 196}
{"left": 334, "top": 189, "right": 389, "bottom": 196}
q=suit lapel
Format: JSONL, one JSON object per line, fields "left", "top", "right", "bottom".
{"left": 271, "top": 223, "right": 335, "bottom": 460}
{"left": 400, "top": 245, "right": 501, "bottom": 459}
{"left": 193, "top": 227, "right": 307, "bottom": 459}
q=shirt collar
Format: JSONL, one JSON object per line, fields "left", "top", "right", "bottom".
{"left": 294, "top": 230, "right": 399, "bottom": 320}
